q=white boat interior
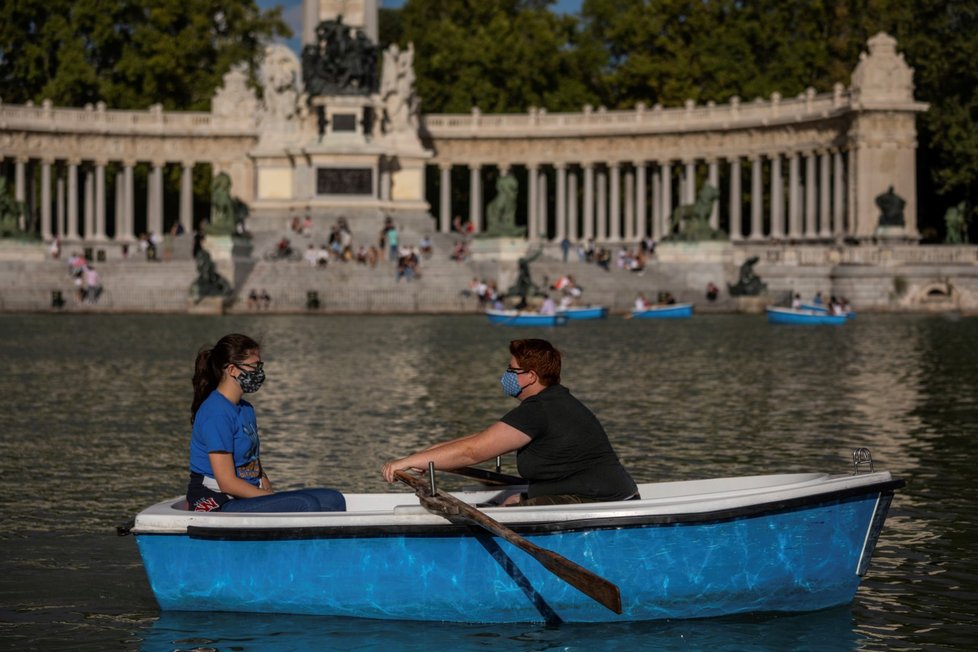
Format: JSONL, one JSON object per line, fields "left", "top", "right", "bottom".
{"left": 133, "top": 471, "right": 896, "bottom": 534}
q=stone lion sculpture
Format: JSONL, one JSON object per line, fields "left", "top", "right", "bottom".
{"left": 0, "top": 177, "right": 24, "bottom": 237}
{"left": 261, "top": 44, "right": 300, "bottom": 125}
{"left": 668, "top": 184, "right": 725, "bottom": 241}
{"left": 483, "top": 173, "right": 525, "bottom": 237}
{"left": 943, "top": 201, "right": 968, "bottom": 244}
{"left": 727, "top": 255, "right": 767, "bottom": 296}
{"left": 208, "top": 173, "right": 235, "bottom": 235}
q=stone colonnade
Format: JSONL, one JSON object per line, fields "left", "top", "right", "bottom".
{"left": 0, "top": 100, "right": 255, "bottom": 245}
{"left": 4, "top": 155, "right": 199, "bottom": 242}
{"left": 432, "top": 150, "right": 850, "bottom": 243}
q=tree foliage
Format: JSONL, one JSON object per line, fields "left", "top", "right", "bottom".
{"left": 0, "top": 0, "right": 290, "bottom": 110}
{"left": 397, "top": 0, "right": 978, "bottom": 233}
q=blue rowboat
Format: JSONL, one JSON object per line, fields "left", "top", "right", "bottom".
{"left": 767, "top": 307, "right": 848, "bottom": 325}
{"left": 800, "top": 303, "right": 857, "bottom": 319}
{"left": 130, "top": 465, "right": 901, "bottom": 623}
{"left": 630, "top": 303, "right": 693, "bottom": 319}
{"left": 485, "top": 309, "right": 568, "bottom": 327}
{"left": 557, "top": 305, "right": 609, "bottom": 320}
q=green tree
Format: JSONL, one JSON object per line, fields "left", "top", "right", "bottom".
{"left": 0, "top": 0, "right": 289, "bottom": 110}
{"left": 399, "top": 0, "right": 601, "bottom": 113}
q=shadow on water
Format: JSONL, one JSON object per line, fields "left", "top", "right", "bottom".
{"left": 140, "top": 607, "right": 861, "bottom": 652}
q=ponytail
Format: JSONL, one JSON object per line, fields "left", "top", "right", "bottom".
{"left": 190, "top": 333, "right": 260, "bottom": 423}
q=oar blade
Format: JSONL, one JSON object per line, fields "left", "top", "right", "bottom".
{"left": 395, "top": 470, "right": 623, "bottom": 615}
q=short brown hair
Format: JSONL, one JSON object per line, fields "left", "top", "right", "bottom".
{"left": 510, "top": 338, "right": 561, "bottom": 386}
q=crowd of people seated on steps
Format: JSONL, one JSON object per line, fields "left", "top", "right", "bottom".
{"left": 265, "top": 215, "right": 434, "bottom": 281}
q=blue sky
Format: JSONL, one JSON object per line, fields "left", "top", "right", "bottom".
{"left": 258, "top": 1, "right": 584, "bottom": 53}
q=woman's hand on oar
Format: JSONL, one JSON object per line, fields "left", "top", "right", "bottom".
{"left": 394, "top": 469, "right": 623, "bottom": 615}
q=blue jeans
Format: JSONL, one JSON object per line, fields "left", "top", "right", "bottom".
{"left": 219, "top": 488, "right": 346, "bottom": 513}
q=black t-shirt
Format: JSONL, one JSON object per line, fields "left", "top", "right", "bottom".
{"left": 500, "top": 384, "right": 638, "bottom": 501}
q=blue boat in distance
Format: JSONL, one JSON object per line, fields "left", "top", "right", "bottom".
{"left": 630, "top": 303, "right": 693, "bottom": 319}
{"left": 557, "top": 305, "right": 609, "bottom": 320}
{"left": 485, "top": 308, "right": 568, "bottom": 327}
{"left": 130, "top": 459, "right": 902, "bottom": 623}
{"left": 767, "top": 306, "right": 847, "bottom": 325}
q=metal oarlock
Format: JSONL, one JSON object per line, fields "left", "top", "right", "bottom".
{"left": 428, "top": 461, "right": 437, "bottom": 494}
{"left": 495, "top": 456, "right": 502, "bottom": 474}
{"left": 852, "top": 448, "right": 874, "bottom": 474}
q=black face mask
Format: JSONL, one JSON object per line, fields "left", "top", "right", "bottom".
{"left": 234, "top": 363, "right": 265, "bottom": 393}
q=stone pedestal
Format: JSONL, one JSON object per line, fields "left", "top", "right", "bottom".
{"left": 469, "top": 237, "right": 533, "bottom": 262}
{"left": 202, "top": 235, "right": 251, "bottom": 284}
{"left": 656, "top": 241, "right": 734, "bottom": 263}
{"left": 734, "top": 296, "right": 769, "bottom": 314}
{"left": 187, "top": 296, "right": 225, "bottom": 315}
{"left": 873, "top": 225, "right": 918, "bottom": 245}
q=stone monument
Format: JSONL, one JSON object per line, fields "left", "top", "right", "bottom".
{"left": 240, "top": 0, "right": 432, "bottom": 233}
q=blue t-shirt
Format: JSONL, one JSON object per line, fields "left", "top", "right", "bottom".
{"left": 189, "top": 390, "right": 262, "bottom": 487}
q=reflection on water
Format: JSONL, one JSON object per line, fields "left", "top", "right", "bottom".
{"left": 143, "top": 607, "right": 862, "bottom": 652}
{"left": 1, "top": 314, "right": 976, "bottom": 649}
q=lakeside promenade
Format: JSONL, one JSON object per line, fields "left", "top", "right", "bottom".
{"left": 2, "top": 226, "right": 976, "bottom": 315}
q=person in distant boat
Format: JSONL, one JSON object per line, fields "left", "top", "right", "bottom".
{"left": 539, "top": 294, "right": 556, "bottom": 315}
{"left": 382, "top": 338, "right": 639, "bottom": 505}
{"left": 635, "top": 293, "right": 650, "bottom": 311}
{"left": 812, "top": 291, "right": 823, "bottom": 306}
{"left": 791, "top": 293, "right": 802, "bottom": 309}
{"left": 187, "top": 333, "right": 346, "bottom": 513}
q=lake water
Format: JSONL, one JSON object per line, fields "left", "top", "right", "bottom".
{"left": 0, "top": 313, "right": 975, "bottom": 650}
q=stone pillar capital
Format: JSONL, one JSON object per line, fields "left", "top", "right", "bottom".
{"left": 182, "top": 160, "right": 195, "bottom": 169}
{"left": 438, "top": 161, "right": 452, "bottom": 171}
{"left": 66, "top": 158, "right": 81, "bottom": 167}
{"left": 553, "top": 161, "right": 567, "bottom": 170}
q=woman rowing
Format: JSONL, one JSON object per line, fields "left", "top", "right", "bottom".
{"left": 382, "top": 338, "right": 638, "bottom": 505}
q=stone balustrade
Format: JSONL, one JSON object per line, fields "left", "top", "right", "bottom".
{"left": 422, "top": 86, "right": 851, "bottom": 138}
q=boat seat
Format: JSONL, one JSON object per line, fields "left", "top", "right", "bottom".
{"left": 173, "top": 499, "right": 191, "bottom": 511}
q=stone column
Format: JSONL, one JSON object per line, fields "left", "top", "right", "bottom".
{"left": 555, "top": 163, "right": 567, "bottom": 241}
{"left": 661, "top": 161, "right": 673, "bottom": 238}
{"left": 84, "top": 165, "right": 95, "bottom": 240}
{"left": 833, "top": 150, "right": 845, "bottom": 238}
{"left": 122, "top": 161, "right": 135, "bottom": 241}
{"left": 94, "top": 161, "right": 106, "bottom": 240}
{"left": 651, "top": 167, "right": 661, "bottom": 240}
{"left": 180, "top": 162, "right": 194, "bottom": 234}
{"left": 538, "top": 170, "right": 548, "bottom": 240}
{"left": 582, "top": 162, "right": 594, "bottom": 240}
{"left": 596, "top": 166, "right": 607, "bottom": 241}
{"left": 150, "top": 161, "right": 164, "bottom": 236}
{"left": 67, "top": 160, "right": 79, "bottom": 240}
{"left": 40, "top": 159, "right": 53, "bottom": 240}
{"left": 819, "top": 151, "right": 832, "bottom": 239}
{"left": 683, "top": 160, "right": 695, "bottom": 205}
{"left": 770, "top": 154, "right": 784, "bottom": 239}
{"left": 788, "top": 152, "right": 801, "bottom": 239}
{"left": 623, "top": 167, "right": 634, "bottom": 241}
{"left": 115, "top": 170, "right": 124, "bottom": 240}
{"left": 750, "top": 156, "right": 764, "bottom": 240}
{"left": 708, "top": 159, "right": 720, "bottom": 229}
{"left": 469, "top": 164, "right": 482, "bottom": 233}
{"left": 567, "top": 169, "right": 578, "bottom": 241}
{"left": 439, "top": 163, "right": 451, "bottom": 234}
{"left": 729, "top": 156, "right": 742, "bottom": 241}
{"left": 57, "top": 166, "right": 66, "bottom": 237}
{"left": 805, "top": 151, "right": 817, "bottom": 239}
{"left": 608, "top": 162, "right": 621, "bottom": 241}
{"left": 527, "top": 163, "right": 538, "bottom": 241}
{"left": 14, "top": 157, "right": 27, "bottom": 204}
{"left": 635, "top": 162, "right": 647, "bottom": 240}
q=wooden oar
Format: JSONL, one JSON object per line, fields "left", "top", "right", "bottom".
{"left": 394, "top": 469, "right": 623, "bottom": 615}
{"left": 443, "top": 465, "right": 525, "bottom": 486}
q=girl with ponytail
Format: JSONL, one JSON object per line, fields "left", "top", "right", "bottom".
{"left": 186, "top": 333, "right": 345, "bottom": 513}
